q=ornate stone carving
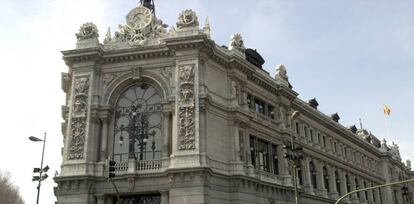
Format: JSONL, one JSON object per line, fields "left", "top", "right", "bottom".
{"left": 68, "top": 117, "right": 87, "bottom": 160}
{"left": 231, "top": 80, "right": 241, "bottom": 106}
{"left": 105, "top": 6, "right": 168, "bottom": 48}
{"left": 176, "top": 9, "right": 199, "bottom": 29}
{"left": 68, "top": 77, "right": 90, "bottom": 160}
{"left": 229, "top": 34, "right": 245, "bottom": 52}
{"left": 179, "top": 65, "right": 195, "bottom": 102}
{"left": 178, "top": 65, "right": 196, "bottom": 150}
{"left": 275, "top": 64, "right": 288, "bottom": 81}
{"left": 72, "top": 78, "right": 89, "bottom": 117}
{"left": 103, "top": 72, "right": 123, "bottom": 90}
{"left": 132, "top": 66, "right": 142, "bottom": 80}
{"left": 76, "top": 23, "right": 99, "bottom": 41}
{"left": 239, "top": 130, "right": 245, "bottom": 161}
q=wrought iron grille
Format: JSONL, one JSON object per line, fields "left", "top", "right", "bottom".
{"left": 113, "top": 84, "right": 163, "bottom": 162}
{"left": 113, "top": 194, "right": 161, "bottom": 204}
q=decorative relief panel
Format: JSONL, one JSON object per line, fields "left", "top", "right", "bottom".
{"left": 239, "top": 130, "right": 245, "bottom": 161}
{"left": 68, "top": 77, "right": 90, "bottom": 160}
{"left": 178, "top": 65, "right": 196, "bottom": 150}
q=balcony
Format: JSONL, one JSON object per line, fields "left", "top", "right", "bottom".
{"left": 114, "top": 158, "right": 170, "bottom": 174}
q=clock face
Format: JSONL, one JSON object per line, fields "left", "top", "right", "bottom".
{"left": 126, "top": 6, "right": 153, "bottom": 30}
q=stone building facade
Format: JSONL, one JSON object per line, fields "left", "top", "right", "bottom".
{"left": 55, "top": 2, "right": 414, "bottom": 204}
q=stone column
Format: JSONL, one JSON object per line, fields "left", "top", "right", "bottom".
{"left": 162, "top": 111, "right": 170, "bottom": 158}
{"left": 99, "top": 117, "right": 110, "bottom": 162}
{"left": 161, "top": 190, "right": 169, "bottom": 204}
{"left": 350, "top": 174, "right": 359, "bottom": 204}
{"left": 96, "top": 194, "right": 105, "bottom": 204}
{"left": 328, "top": 166, "right": 339, "bottom": 200}
{"left": 373, "top": 188, "right": 381, "bottom": 204}
{"left": 280, "top": 145, "right": 292, "bottom": 186}
{"left": 380, "top": 160, "right": 393, "bottom": 204}
{"left": 315, "top": 160, "right": 327, "bottom": 198}
{"left": 358, "top": 178, "right": 367, "bottom": 204}
{"left": 340, "top": 170, "right": 350, "bottom": 203}
{"left": 301, "top": 157, "right": 314, "bottom": 194}
{"left": 367, "top": 181, "right": 374, "bottom": 203}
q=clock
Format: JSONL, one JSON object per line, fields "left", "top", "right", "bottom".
{"left": 126, "top": 6, "right": 153, "bottom": 30}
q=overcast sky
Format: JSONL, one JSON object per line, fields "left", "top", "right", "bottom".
{"left": 1, "top": 0, "right": 413, "bottom": 203}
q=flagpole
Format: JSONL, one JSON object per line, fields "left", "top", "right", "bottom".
{"left": 382, "top": 104, "right": 391, "bottom": 139}
{"left": 383, "top": 113, "right": 390, "bottom": 139}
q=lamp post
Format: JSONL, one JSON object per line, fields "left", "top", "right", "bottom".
{"left": 289, "top": 111, "right": 301, "bottom": 204}
{"left": 119, "top": 105, "right": 156, "bottom": 160}
{"left": 29, "top": 132, "right": 49, "bottom": 204}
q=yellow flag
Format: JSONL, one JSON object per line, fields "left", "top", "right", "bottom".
{"left": 383, "top": 104, "right": 391, "bottom": 115}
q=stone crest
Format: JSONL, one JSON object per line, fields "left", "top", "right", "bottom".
{"left": 176, "top": 9, "right": 199, "bottom": 29}
{"left": 229, "top": 34, "right": 245, "bottom": 52}
{"left": 68, "top": 77, "right": 90, "bottom": 160}
{"left": 76, "top": 23, "right": 99, "bottom": 41}
{"left": 178, "top": 65, "right": 196, "bottom": 150}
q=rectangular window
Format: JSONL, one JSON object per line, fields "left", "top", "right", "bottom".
{"left": 310, "top": 129, "right": 314, "bottom": 143}
{"left": 333, "top": 141, "right": 337, "bottom": 153}
{"left": 268, "top": 105, "right": 275, "bottom": 119}
{"left": 322, "top": 136, "right": 326, "bottom": 147}
{"left": 272, "top": 144, "right": 279, "bottom": 175}
{"left": 254, "top": 98, "right": 266, "bottom": 114}
{"left": 257, "top": 139, "right": 270, "bottom": 172}
{"left": 250, "top": 135, "right": 256, "bottom": 166}
{"left": 247, "top": 94, "right": 253, "bottom": 110}
{"left": 295, "top": 122, "right": 300, "bottom": 135}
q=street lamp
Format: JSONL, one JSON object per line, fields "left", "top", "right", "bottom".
{"left": 289, "top": 111, "right": 302, "bottom": 204}
{"left": 29, "top": 132, "right": 49, "bottom": 204}
{"left": 118, "top": 104, "right": 156, "bottom": 161}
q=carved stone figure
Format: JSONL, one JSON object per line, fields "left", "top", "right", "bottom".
{"left": 275, "top": 64, "right": 288, "bottom": 81}
{"left": 176, "top": 9, "right": 199, "bottom": 29}
{"left": 228, "top": 34, "right": 245, "bottom": 52}
{"left": 76, "top": 23, "right": 99, "bottom": 41}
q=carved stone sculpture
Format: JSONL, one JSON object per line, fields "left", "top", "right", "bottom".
{"left": 275, "top": 64, "right": 288, "bottom": 81}
{"left": 176, "top": 9, "right": 199, "bottom": 29}
{"left": 68, "top": 77, "right": 90, "bottom": 160}
{"left": 228, "top": 34, "right": 245, "bottom": 52}
{"left": 105, "top": 6, "right": 168, "bottom": 48}
{"left": 178, "top": 65, "right": 196, "bottom": 150}
{"left": 76, "top": 23, "right": 99, "bottom": 41}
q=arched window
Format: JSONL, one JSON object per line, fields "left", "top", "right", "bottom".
{"left": 309, "top": 162, "right": 317, "bottom": 188}
{"left": 364, "top": 181, "right": 368, "bottom": 199}
{"left": 113, "top": 84, "right": 163, "bottom": 162}
{"left": 335, "top": 171, "right": 341, "bottom": 195}
{"left": 323, "top": 166, "right": 329, "bottom": 192}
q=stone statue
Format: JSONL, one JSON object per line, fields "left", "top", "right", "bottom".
{"left": 407, "top": 159, "right": 412, "bottom": 169}
{"left": 228, "top": 34, "right": 245, "bottom": 52}
{"left": 275, "top": 64, "right": 288, "bottom": 81}
{"left": 76, "top": 23, "right": 99, "bottom": 41}
{"left": 177, "top": 9, "right": 199, "bottom": 29}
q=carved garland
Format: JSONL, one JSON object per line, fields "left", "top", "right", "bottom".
{"left": 178, "top": 65, "right": 196, "bottom": 150}
{"left": 68, "top": 77, "right": 90, "bottom": 160}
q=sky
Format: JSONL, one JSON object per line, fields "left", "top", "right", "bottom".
{"left": 0, "top": 0, "right": 413, "bottom": 203}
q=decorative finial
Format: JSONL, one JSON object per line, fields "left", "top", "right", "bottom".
{"left": 103, "top": 27, "right": 112, "bottom": 44}
{"left": 359, "top": 118, "right": 363, "bottom": 129}
{"left": 203, "top": 16, "right": 211, "bottom": 39}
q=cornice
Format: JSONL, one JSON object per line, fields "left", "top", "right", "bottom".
{"left": 292, "top": 99, "right": 383, "bottom": 157}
